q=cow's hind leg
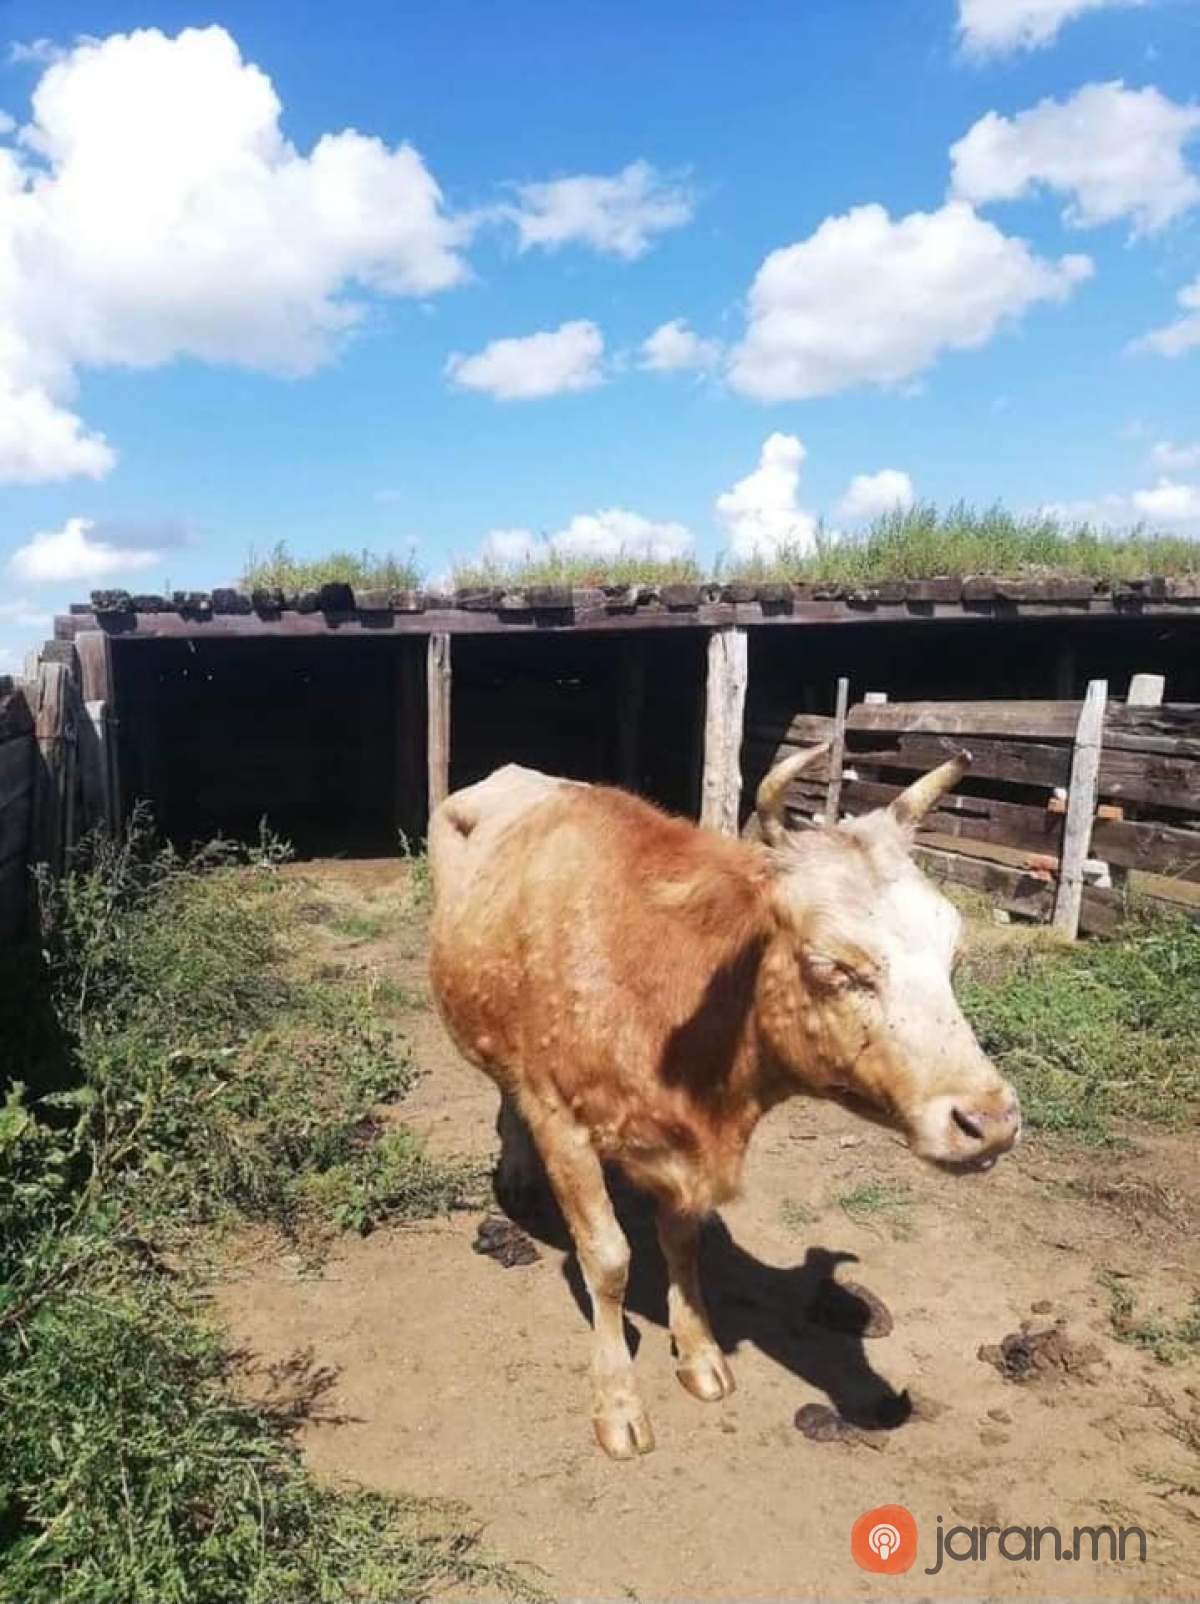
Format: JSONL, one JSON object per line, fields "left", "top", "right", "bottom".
{"left": 656, "top": 1203, "right": 735, "bottom": 1402}
{"left": 524, "top": 1101, "right": 653, "bottom": 1459}
{"left": 494, "top": 1092, "right": 547, "bottom": 1218}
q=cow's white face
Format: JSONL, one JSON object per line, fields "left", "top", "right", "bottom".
{"left": 758, "top": 814, "right": 1020, "bottom": 1171}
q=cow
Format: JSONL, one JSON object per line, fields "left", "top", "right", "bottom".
{"left": 428, "top": 747, "right": 1020, "bottom": 1459}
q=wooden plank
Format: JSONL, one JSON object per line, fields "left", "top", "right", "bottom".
{"left": 1090, "top": 816, "right": 1200, "bottom": 880}
{"left": 795, "top": 774, "right": 1063, "bottom": 853}
{"left": 1127, "top": 673, "right": 1165, "bottom": 707}
{"left": 1052, "top": 679, "right": 1107, "bottom": 939}
{"left": 0, "top": 788, "right": 32, "bottom": 866}
{"left": 32, "top": 661, "right": 76, "bottom": 875}
{"left": 1096, "top": 747, "right": 1200, "bottom": 810}
{"left": 615, "top": 646, "right": 644, "bottom": 792}
{"left": 700, "top": 627, "right": 749, "bottom": 836}
{"left": 75, "top": 630, "right": 112, "bottom": 701}
{"left": 914, "top": 844, "right": 1055, "bottom": 921}
{"left": 849, "top": 700, "right": 1083, "bottom": 739}
{"left": 824, "top": 677, "right": 849, "bottom": 823}
{"left": 426, "top": 633, "right": 452, "bottom": 820}
{"left": 0, "top": 737, "right": 35, "bottom": 810}
{"left": 847, "top": 731, "right": 1072, "bottom": 790}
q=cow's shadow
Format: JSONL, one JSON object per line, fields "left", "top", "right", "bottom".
{"left": 497, "top": 1169, "right": 914, "bottom": 1433}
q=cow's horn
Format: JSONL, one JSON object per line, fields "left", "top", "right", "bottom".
{"left": 755, "top": 744, "right": 831, "bottom": 846}
{"left": 889, "top": 750, "right": 973, "bottom": 829}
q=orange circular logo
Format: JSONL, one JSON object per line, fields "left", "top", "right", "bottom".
{"left": 851, "top": 1504, "right": 918, "bottom": 1574}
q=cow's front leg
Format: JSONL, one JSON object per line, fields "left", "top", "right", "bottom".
{"left": 526, "top": 1101, "right": 654, "bottom": 1459}
{"left": 656, "top": 1203, "right": 735, "bottom": 1402}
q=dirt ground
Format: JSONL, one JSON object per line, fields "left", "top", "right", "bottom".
{"left": 214, "top": 860, "right": 1200, "bottom": 1602}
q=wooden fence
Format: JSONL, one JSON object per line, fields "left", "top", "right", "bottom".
{"left": 753, "top": 676, "right": 1200, "bottom": 938}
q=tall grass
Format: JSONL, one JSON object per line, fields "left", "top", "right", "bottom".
{"left": 241, "top": 540, "right": 421, "bottom": 593}
{"left": 0, "top": 821, "right": 513, "bottom": 1603}
{"left": 450, "top": 550, "right": 703, "bottom": 589}
{"left": 730, "top": 503, "right": 1200, "bottom": 584}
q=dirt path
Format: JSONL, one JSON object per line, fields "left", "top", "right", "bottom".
{"left": 215, "top": 860, "right": 1200, "bottom": 1601}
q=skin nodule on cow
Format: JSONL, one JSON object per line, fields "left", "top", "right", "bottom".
{"left": 427, "top": 750, "right": 1020, "bottom": 1460}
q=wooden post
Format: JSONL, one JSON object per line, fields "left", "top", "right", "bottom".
{"left": 700, "top": 627, "right": 749, "bottom": 836}
{"left": 824, "top": 676, "right": 850, "bottom": 824}
{"left": 615, "top": 644, "right": 644, "bottom": 793}
{"left": 32, "top": 661, "right": 76, "bottom": 876}
{"left": 426, "top": 633, "right": 452, "bottom": 821}
{"left": 1127, "top": 673, "right": 1165, "bottom": 707}
{"left": 1052, "top": 678, "right": 1107, "bottom": 940}
{"left": 75, "top": 631, "right": 119, "bottom": 835}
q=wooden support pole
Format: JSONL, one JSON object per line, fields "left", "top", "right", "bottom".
{"left": 1052, "top": 678, "right": 1107, "bottom": 940}
{"left": 824, "top": 676, "right": 850, "bottom": 824}
{"left": 615, "top": 644, "right": 644, "bottom": 793}
{"left": 700, "top": 627, "right": 749, "bottom": 836}
{"left": 32, "top": 661, "right": 76, "bottom": 876}
{"left": 75, "top": 630, "right": 119, "bottom": 836}
{"left": 1126, "top": 672, "right": 1165, "bottom": 707}
{"left": 426, "top": 632, "right": 452, "bottom": 822}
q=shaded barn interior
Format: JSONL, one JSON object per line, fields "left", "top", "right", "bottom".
{"left": 450, "top": 630, "right": 707, "bottom": 815}
{"left": 113, "top": 637, "right": 426, "bottom": 856}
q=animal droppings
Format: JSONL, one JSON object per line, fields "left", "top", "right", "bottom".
{"left": 977, "top": 1327, "right": 1105, "bottom": 1384}
{"left": 471, "top": 1214, "right": 541, "bottom": 1268}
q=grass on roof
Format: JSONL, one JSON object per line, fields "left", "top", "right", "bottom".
{"left": 241, "top": 507, "right": 1199, "bottom": 595}
{"left": 240, "top": 540, "right": 421, "bottom": 593}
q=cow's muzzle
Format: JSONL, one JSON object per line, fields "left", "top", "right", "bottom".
{"left": 913, "top": 1088, "right": 1021, "bottom": 1171}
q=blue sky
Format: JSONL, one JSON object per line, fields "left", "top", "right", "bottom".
{"left": 1, "top": 0, "right": 1199, "bottom": 665}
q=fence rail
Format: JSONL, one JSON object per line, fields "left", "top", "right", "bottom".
{"left": 758, "top": 678, "right": 1200, "bottom": 939}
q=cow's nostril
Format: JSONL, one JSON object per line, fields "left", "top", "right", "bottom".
{"left": 951, "top": 1107, "right": 985, "bottom": 1141}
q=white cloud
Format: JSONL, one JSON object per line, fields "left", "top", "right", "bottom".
{"left": 446, "top": 320, "right": 604, "bottom": 400}
{"left": 836, "top": 468, "right": 916, "bottom": 522}
{"left": 0, "top": 25, "right": 469, "bottom": 483}
{"left": 1046, "top": 477, "right": 1200, "bottom": 533}
{"left": 551, "top": 508, "right": 691, "bottom": 562}
{"left": 0, "top": 599, "right": 53, "bottom": 628}
{"left": 950, "top": 82, "right": 1200, "bottom": 236}
{"left": 1132, "top": 274, "right": 1200, "bottom": 357}
{"left": 9, "top": 516, "right": 163, "bottom": 583}
{"left": 6, "top": 39, "right": 63, "bottom": 66}
{"left": 481, "top": 527, "right": 540, "bottom": 565}
{"left": 957, "top": 0, "right": 1142, "bottom": 56}
{"left": 638, "top": 318, "right": 722, "bottom": 372}
{"left": 475, "top": 510, "right": 692, "bottom": 569}
{"left": 1151, "top": 438, "right": 1200, "bottom": 471}
{"left": 714, "top": 433, "right": 817, "bottom": 560}
{"left": 0, "top": 377, "right": 116, "bottom": 482}
{"left": 508, "top": 161, "right": 694, "bottom": 260}
{"left": 729, "top": 202, "right": 1091, "bottom": 401}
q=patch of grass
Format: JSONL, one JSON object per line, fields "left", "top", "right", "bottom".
{"left": 398, "top": 831, "right": 434, "bottom": 912}
{"left": 241, "top": 540, "right": 421, "bottom": 594}
{"left": 449, "top": 550, "right": 702, "bottom": 590}
{"left": 727, "top": 502, "right": 1200, "bottom": 584}
{"left": 779, "top": 1199, "right": 818, "bottom": 1232}
{"left": 1099, "top": 1274, "right": 1200, "bottom": 1365}
{"left": 833, "top": 1182, "right": 917, "bottom": 1241}
{"left": 959, "top": 911, "right": 1200, "bottom": 1142}
{"left": 326, "top": 907, "right": 390, "bottom": 941}
{"left": 0, "top": 818, "right": 518, "bottom": 1601}
{"left": 373, "top": 976, "right": 431, "bottom": 1013}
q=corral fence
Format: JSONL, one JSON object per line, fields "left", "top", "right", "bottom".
{"left": 0, "top": 647, "right": 115, "bottom": 941}
{"left": 749, "top": 673, "right": 1200, "bottom": 938}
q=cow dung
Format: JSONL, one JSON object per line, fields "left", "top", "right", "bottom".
{"left": 472, "top": 1214, "right": 541, "bottom": 1268}
{"left": 977, "top": 1326, "right": 1105, "bottom": 1383}
{"left": 793, "top": 1403, "right": 890, "bottom": 1448}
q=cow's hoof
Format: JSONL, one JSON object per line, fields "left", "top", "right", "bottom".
{"left": 676, "top": 1348, "right": 736, "bottom": 1402}
{"left": 593, "top": 1400, "right": 656, "bottom": 1459}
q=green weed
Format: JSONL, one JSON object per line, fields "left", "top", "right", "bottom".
{"left": 1099, "top": 1274, "right": 1200, "bottom": 1365}
{"left": 240, "top": 540, "right": 421, "bottom": 594}
{"left": 833, "top": 1182, "right": 917, "bottom": 1241}
{"left": 779, "top": 1199, "right": 818, "bottom": 1232}
{"left": 959, "top": 912, "right": 1200, "bottom": 1142}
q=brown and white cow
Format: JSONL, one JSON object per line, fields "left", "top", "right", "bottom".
{"left": 428, "top": 749, "right": 1019, "bottom": 1458}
